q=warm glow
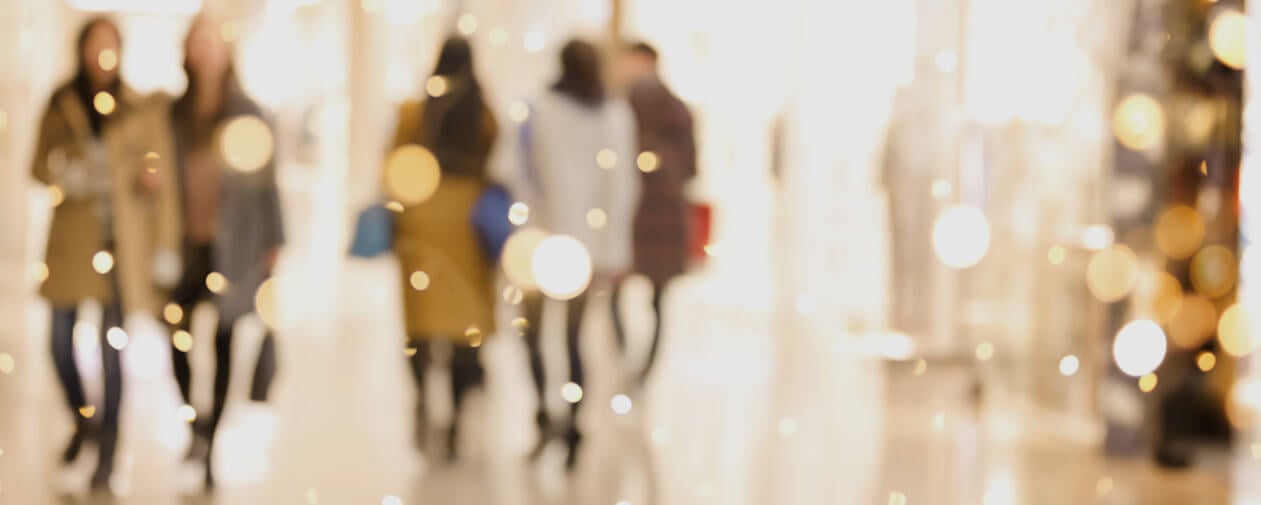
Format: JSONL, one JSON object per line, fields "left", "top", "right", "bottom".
{"left": 1139, "top": 373, "right": 1158, "bottom": 393}
{"left": 1169, "top": 294, "right": 1217, "bottom": 348}
{"left": 912, "top": 359, "right": 927, "bottom": 376}
{"left": 106, "top": 327, "right": 128, "bottom": 350}
{"left": 504, "top": 287, "right": 525, "bottom": 306}
{"left": 385, "top": 201, "right": 404, "bottom": 213}
{"left": 206, "top": 272, "right": 228, "bottom": 294}
{"left": 1086, "top": 245, "right": 1138, "bottom": 302}
{"left": 524, "top": 31, "right": 546, "bottom": 53}
{"left": 1081, "top": 225, "right": 1115, "bottom": 250}
{"left": 508, "top": 202, "right": 529, "bottom": 225}
{"left": 0, "top": 353, "right": 13, "bottom": 374}
{"left": 532, "top": 235, "right": 593, "bottom": 300}
{"left": 1219, "top": 304, "right": 1258, "bottom": 357}
{"left": 457, "top": 14, "right": 479, "bottom": 35}
{"left": 1190, "top": 245, "right": 1237, "bottom": 298}
{"left": 163, "top": 303, "right": 184, "bottom": 325}
{"left": 92, "top": 250, "right": 114, "bottom": 274}
{"left": 1059, "top": 355, "right": 1080, "bottom": 377}
{"left": 1113, "top": 319, "right": 1167, "bottom": 377}
{"left": 931, "top": 204, "right": 991, "bottom": 269}
{"left": 1113, "top": 93, "right": 1165, "bottom": 151}
{"left": 78, "top": 406, "right": 96, "bottom": 418}
{"left": 1047, "top": 246, "right": 1066, "bottom": 266}
{"left": 501, "top": 228, "right": 548, "bottom": 289}
{"left": 509, "top": 101, "right": 530, "bottom": 123}
{"left": 888, "top": 491, "right": 908, "bottom": 505}
{"left": 384, "top": 145, "right": 442, "bottom": 206}
{"left": 596, "top": 148, "right": 618, "bottom": 170}
{"left": 220, "top": 116, "right": 274, "bottom": 173}
{"left": 173, "top": 330, "right": 194, "bottom": 352}
{"left": 586, "top": 208, "right": 607, "bottom": 229}
{"left": 561, "top": 382, "right": 584, "bottom": 404}
{"left": 177, "top": 404, "right": 197, "bottom": 423}
{"left": 49, "top": 185, "right": 65, "bottom": 207}
{"left": 636, "top": 151, "right": 660, "bottom": 173}
{"left": 93, "top": 91, "right": 116, "bottom": 115}
{"left": 425, "top": 76, "right": 448, "bottom": 98}
{"left": 409, "top": 271, "right": 430, "bottom": 291}
{"left": 1209, "top": 9, "right": 1248, "bottom": 69}
{"left": 610, "top": 394, "right": 633, "bottom": 415}
{"left": 1154, "top": 206, "right": 1205, "bottom": 259}
{"left": 98, "top": 48, "right": 118, "bottom": 71}
{"left": 255, "top": 278, "right": 278, "bottom": 328}
{"left": 1197, "top": 351, "right": 1218, "bottom": 372}
{"left": 931, "top": 179, "right": 952, "bottom": 199}
{"left": 489, "top": 27, "right": 509, "bottom": 46}
{"left": 32, "top": 262, "right": 49, "bottom": 284}
{"left": 975, "top": 342, "right": 994, "bottom": 361}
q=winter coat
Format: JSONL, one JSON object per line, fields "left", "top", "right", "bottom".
{"left": 32, "top": 82, "right": 181, "bottom": 316}
{"left": 627, "top": 78, "right": 697, "bottom": 286}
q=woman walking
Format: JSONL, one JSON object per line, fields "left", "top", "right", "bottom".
{"left": 389, "top": 36, "right": 499, "bottom": 462}
{"left": 518, "top": 39, "right": 640, "bottom": 469}
{"left": 32, "top": 17, "right": 181, "bottom": 492}
{"left": 164, "top": 16, "right": 284, "bottom": 490}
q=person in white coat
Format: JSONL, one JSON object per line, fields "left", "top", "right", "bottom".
{"left": 516, "top": 39, "right": 640, "bottom": 470}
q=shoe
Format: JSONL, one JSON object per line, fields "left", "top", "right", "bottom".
{"left": 528, "top": 411, "right": 552, "bottom": 461}
{"left": 563, "top": 427, "right": 582, "bottom": 472}
{"left": 61, "top": 420, "right": 90, "bottom": 464}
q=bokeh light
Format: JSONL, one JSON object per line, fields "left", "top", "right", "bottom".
{"left": 610, "top": 394, "right": 632, "bottom": 415}
{"left": 409, "top": 271, "right": 430, "bottom": 291}
{"left": 1209, "top": 9, "right": 1248, "bottom": 70}
{"left": 1219, "top": 304, "right": 1258, "bottom": 357}
{"left": 636, "top": 151, "right": 660, "bottom": 173}
{"left": 79, "top": 406, "right": 96, "bottom": 419}
{"left": 206, "top": 272, "right": 228, "bottom": 294}
{"left": 32, "top": 262, "right": 49, "bottom": 284}
{"left": 106, "top": 327, "right": 128, "bottom": 350}
{"left": 596, "top": 148, "right": 618, "bottom": 170}
{"left": 457, "top": 14, "right": 478, "bottom": 36}
{"left": 1190, "top": 245, "right": 1237, "bottom": 298}
{"left": 1112, "top": 93, "right": 1165, "bottom": 151}
{"left": 255, "top": 277, "right": 279, "bottom": 328}
{"left": 384, "top": 145, "right": 441, "bottom": 206}
{"left": 0, "top": 353, "right": 14, "bottom": 374}
{"left": 173, "top": 330, "right": 194, "bottom": 353}
{"left": 1113, "top": 319, "right": 1167, "bottom": 377}
{"left": 508, "top": 202, "right": 529, "bottom": 225}
{"left": 97, "top": 48, "right": 117, "bottom": 71}
{"left": 1086, "top": 245, "right": 1138, "bottom": 302}
{"left": 1154, "top": 206, "right": 1204, "bottom": 259}
{"left": 488, "top": 27, "right": 509, "bottom": 46}
{"left": 1169, "top": 294, "right": 1217, "bottom": 349}
{"left": 177, "top": 404, "right": 197, "bottom": 423}
{"left": 931, "top": 205, "right": 991, "bottom": 269}
{"left": 532, "top": 235, "right": 593, "bottom": 300}
{"left": 509, "top": 101, "right": 530, "bottom": 123}
{"left": 220, "top": 116, "right": 274, "bottom": 173}
{"left": 501, "top": 228, "right": 548, "bottom": 289}
{"left": 975, "top": 342, "right": 995, "bottom": 361}
{"left": 1138, "top": 373, "right": 1158, "bottom": 393}
{"left": 92, "top": 250, "right": 114, "bottom": 274}
{"left": 1047, "top": 246, "right": 1066, "bottom": 266}
{"left": 1148, "top": 272, "right": 1184, "bottom": 324}
{"left": 586, "top": 208, "right": 607, "bottom": 230}
{"left": 93, "top": 91, "right": 116, "bottom": 115}
{"left": 561, "top": 382, "right": 583, "bottom": 404}
{"left": 163, "top": 303, "right": 184, "bottom": 325}
{"left": 1059, "top": 355, "right": 1080, "bottom": 377}
{"left": 425, "top": 76, "right": 448, "bottom": 98}
{"left": 48, "top": 185, "right": 65, "bottom": 207}
{"left": 1197, "top": 351, "right": 1217, "bottom": 372}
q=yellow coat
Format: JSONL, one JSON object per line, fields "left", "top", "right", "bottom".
{"left": 32, "top": 84, "right": 181, "bottom": 316}
{"left": 390, "top": 100, "right": 498, "bottom": 342}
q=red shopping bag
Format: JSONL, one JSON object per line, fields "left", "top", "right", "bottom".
{"left": 689, "top": 202, "right": 712, "bottom": 264}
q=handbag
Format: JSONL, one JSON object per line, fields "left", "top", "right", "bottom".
{"left": 349, "top": 204, "right": 395, "bottom": 258}
{"left": 471, "top": 184, "right": 514, "bottom": 261}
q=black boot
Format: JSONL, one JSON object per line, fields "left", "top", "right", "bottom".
{"left": 529, "top": 410, "right": 552, "bottom": 461}
{"left": 563, "top": 427, "right": 582, "bottom": 471}
{"left": 61, "top": 418, "right": 90, "bottom": 464}
{"left": 445, "top": 424, "right": 460, "bottom": 463}
{"left": 89, "top": 430, "right": 117, "bottom": 494}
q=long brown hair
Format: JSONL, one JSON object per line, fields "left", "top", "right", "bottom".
{"left": 553, "top": 39, "right": 605, "bottom": 107}
{"left": 174, "top": 16, "right": 243, "bottom": 147}
{"left": 72, "top": 17, "right": 122, "bottom": 135}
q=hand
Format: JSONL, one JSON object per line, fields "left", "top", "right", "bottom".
{"left": 136, "top": 168, "right": 162, "bottom": 194}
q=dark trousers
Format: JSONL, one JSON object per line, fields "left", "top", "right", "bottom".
{"left": 50, "top": 300, "right": 123, "bottom": 478}
{"left": 168, "top": 243, "right": 277, "bottom": 455}
{"left": 407, "top": 339, "right": 484, "bottom": 455}
{"left": 610, "top": 281, "right": 665, "bottom": 384}
{"left": 523, "top": 294, "right": 588, "bottom": 432}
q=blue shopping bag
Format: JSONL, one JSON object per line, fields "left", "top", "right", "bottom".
{"left": 471, "top": 185, "right": 514, "bottom": 262}
{"left": 349, "top": 204, "right": 395, "bottom": 258}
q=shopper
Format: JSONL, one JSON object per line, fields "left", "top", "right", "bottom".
{"left": 165, "top": 15, "right": 284, "bottom": 490}
{"left": 389, "top": 36, "right": 499, "bottom": 462}
{"left": 611, "top": 41, "right": 697, "bottom": 387}
{"left": 31, "top": 17, "right": 181, "bottom": 492}
{"left": 518, "top": 39, "right": 640, "bottom": 469}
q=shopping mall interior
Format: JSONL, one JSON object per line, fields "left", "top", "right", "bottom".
{"left": 0, "top": 0, "right": 1258, "bottom": 503}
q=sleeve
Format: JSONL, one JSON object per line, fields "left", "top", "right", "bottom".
{"left": 151, "top": 97, "right": 183, "bottom": 256}
{"left": 601, "top": 102, "right": 642, "bottom": 274}
{"left": 675, "top": 103, "right": 698, "bottom": 181}
{"left": 30, "top": 100, "right": 61, "bottom": 186}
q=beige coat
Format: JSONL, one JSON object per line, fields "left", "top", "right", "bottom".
{"left": 32, "top": 83, "right": 181, "bottom": 316}
{"left": 391, "top": 100, "right": 498, "bottom": 342}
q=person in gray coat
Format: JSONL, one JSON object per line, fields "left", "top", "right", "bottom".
{"left": 164, "top": 16, "right": 284, "bottom": 491}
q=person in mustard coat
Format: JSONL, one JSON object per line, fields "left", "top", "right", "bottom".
{"left": 31, "top": 17, "right": 180, "bottom": 492}
{"left": 389, "top": 36, "right": 498, "bottom": 462}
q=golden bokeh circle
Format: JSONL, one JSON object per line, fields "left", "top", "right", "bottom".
{"left": 1168, "top": 294, "right": 1218, "bottom": 349}
{"left": 1113, "top": 319, "right": 1167, "bottom": 377}
{"left": 1086, "top": 245, "right": 1138, "bottom": 302}
{"left": 1209, "top": 10, "right": 1248, "bottom": 70}
{"left": 255, "top": 277, "right": 278, "bottom": 329}
{"left": 1154, "top": 206, "right": 1204, "bottom": 259}
{"left": 931, "top": 205, "right": 991, "bottom": 269}
{"left": 1113, "top": 93, "right": 1165, "bottom": 151}
{"left": 219, "top": 116, "right": 274, "bottom": 172}
{"left": 1149, "top": 272, "right": 1184, "bottom": 324}
{"left": 531, "top": 235, "right": 593, "bottom": 300}
{"left": 384, "top": 145, "right": 442, "bottom": 206}
{"left": 1219, "top": 304, "right": 1258, "bottom": 357}
{"left": 1190, "top": 245, "right": 1237, "bottom": 298}
{"left": 93, "top": 91, "right": 116, "bottom": 116}
{"left": 501, "top": 228, "right": 549, "bottom": 289}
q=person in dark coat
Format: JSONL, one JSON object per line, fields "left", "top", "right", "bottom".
{"left": 611, "top": 41, "right": 697, "bottom": 387}
{"left": 164, "top": 16, "right": 284, "bottom": 491}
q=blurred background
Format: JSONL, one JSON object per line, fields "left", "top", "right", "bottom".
{"left": 0, "top": 0, "right": 1258, "bottom": 504}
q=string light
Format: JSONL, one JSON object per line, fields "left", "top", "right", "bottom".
{"left": 509, "top": 101, "right": 530, "bottom": 123}
{"left": 164, "top": 303, "right": 184, "bottom": 325}
{"left": 1113, "top": 320, "right": 1167, "bottom": 377}
{"left": 561, "top": 382, "right": 583, "bottom": 404}
{"left": 975, "top": 342, "right": 994, "bottom": 361}
{"left": 255, "top": 278, "right": 279, "bottom": 328}
{"left": 206, "top": 272, "right": 228, "bottom": 294}
{"left": 932, "top": 205, "right": 991, "bottom": 269}
{"left": 1190, "top": 245, "right": 1237, "bottom": 298}
{"left": 92, "top": 251, "right": 114, "bottom": 274}
{"left": 176, "top": 404, "right": 197, "bottom": 423}
{"left": 1218, "top": 304, "right": 1258, "bottom": 357}
{"left": 384, "top": 145, "right": 441, "bottom": 205}
{"left": 78, "top": 406, "right": 96, "bottom": 418}
{"left": 1139, "top": 373, "right": 1158, "bottom": 393}
{"left": 48, "top": 185, "right": 65, "bottom": 207}
{"left": 508, "top": 202, "right": 529, "bottom": 225}
{"left": 93, "top": 91, "right": 115, "bottom": 115}
{"left": 1047, "top": 246, "right": 1066, "bottom": 265}
{"left": 1154, "top": 206, "right": 1204, "bottom": 259}
{"left": 1209, "top": 9, "right": 1248, "bottom": 69}
{"left": 1197, "top": 351, "right": 1217, "bottom": 372}
{"left": 596, "top": 149, "right": 617, "bottom": 170}
{"left": 586, "top": 208, "right": 607, "bottom": 229}
{"left": 97, "top": 48, "right": 118, "bottom": 71}
{"left": 409, "top": 271, "right": 431, "bottom": 291}
{"left": 531, "top": 235, "right": 592, "bottom": 300}
{"left": 610, "top": 394, "right": 632, "bottom": 415}
{"left": 636, "top": 151, "right": 660, "bottom": 173}
{"left": 220, "top": 116, "right": 274, "bottom": 173}
{"left": 1169, "top": 295, "right": 1217, "bottom": 349}
{"left": 1113, "top": 93, "right": 1165, "bottom": 151}
{"left": 1059, "top": 355, "right": 1080, "bottom": 377}
{"left": 31, "top": 262, "right": 49, "bottom": 284}
{"left": 1086, "top": 245, "right": 1137, "bottom": 302}
{"left": 502, "top": 228, "right": 548, "bottom": 289}
{"left": 425, "top": 76, "right": 448, "bottom": 98}
{"left": 106, "top": 327, "right": 128, "bottom": 350}
{"left": 173, "top": 330, "right": 194, "bottom": 352}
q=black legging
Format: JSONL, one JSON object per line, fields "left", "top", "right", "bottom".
{"left": 168, "top": 243, "right": 277, "bottom": 461}
{"left": 523, "top": 294, "right": 588, "bottom": 449}
{"left": 407, "top": 339, "right": 484, "bottom": 457}
{"left": 50, "top": 298, "right": 123, "bottom": 485}
{"left": 610, "top": 281, "right": 665, "bottom": 384}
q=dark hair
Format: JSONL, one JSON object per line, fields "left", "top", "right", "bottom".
{"left": 419, "top": 36, "right": 489, "bottom": 175}
{"left": 553, "top": 39, "right": 604, "bottom": 107}
{"left": 175, "top": 16, "right": 244, "bottom": 147}
{"left": 626, "top": 41, "right": 658, "bottom": 62}
{"left": 72, "top": 17, "right": 122, "bottom": 135}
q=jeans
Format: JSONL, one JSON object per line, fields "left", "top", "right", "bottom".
{"left": 50, "top": 300, "right": 123, "bottom": 479}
